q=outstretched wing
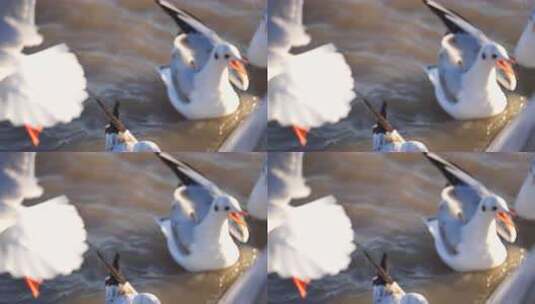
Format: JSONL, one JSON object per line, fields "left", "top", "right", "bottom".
{"left": 0, "top": 152, "right": 43, "bottom": 207}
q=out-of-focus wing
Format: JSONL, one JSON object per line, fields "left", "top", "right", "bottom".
{"left": 0, "top": 152, "right": 43, "bottom": 207}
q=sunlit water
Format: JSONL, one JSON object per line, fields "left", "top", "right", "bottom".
{"left": 0, "top": 153, "right": 265, "bottom": 303}
{"left": 0, "top": 0, "right": 266, "bottom": 152}
{"left": 267, "top": 0, "right": 535, "bottom": 152}
{"left": 268, "top": 153, "right": 534, "bottom": 304}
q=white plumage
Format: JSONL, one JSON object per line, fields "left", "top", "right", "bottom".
{"left": 515, "top": 9, "right": 535, "bottom": 68}
{"left": 514, "top": 160, "right": 535, "bottom": 220}
{"left": 0, "top": 153, "right": 87, "bottom": 284}
{"left": 0, "top": 0, "right": 87, "bottom": 133}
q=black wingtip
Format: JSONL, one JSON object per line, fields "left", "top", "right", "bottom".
{"left": 423, "top": 152, "right": 469, "bottom": 187}
{"left": 362, "top": 249, "right": 394, "bottom": 286}
{"left": 94, "top": 96, "right": 127, "bottom": 134}
{"left": 155, "top": 152, "right": 201, "bottom": 187}
{"left": 422, "top": 0, "right": 472, "bottom": 35}
{"left": 97, "top": 250, "right": 127, "bottom": 286}
{"left": 359, "top": 94, "right": 394, "bottom": 134}
{"left": 154, "top": 0, "right": 203, "bottom": 35}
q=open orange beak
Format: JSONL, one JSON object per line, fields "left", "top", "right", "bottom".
{"left": 25, "top": 125, "right": 43, "bottom": 147}
{"left": 229, "top": 211, "right": 248, "bottom": 227}
{"left": 292, "top": 277, "right": 309, "bottom": 299}
{"left": 229, "top": 59, "right": 249, "bottom": 90}
{"left": 496, "top": 58, "right": 517, "bottom": 90}
{"left": 25, "top": 277, "right": 41, "bottom": 298}
{"left": 292, "top": 126, "right": 309, "bottom": 147}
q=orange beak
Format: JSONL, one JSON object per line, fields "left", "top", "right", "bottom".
{"left": 228, "top": 211, "right": 247, "bottom": 226}
{"left": 292, "top": 126, "right": 309, "bottom": 147}
{"left": 229, "top": 60, "right": 248, "bottom": 80}
{"left": 292, "top": 277, "right": 309, "bottom": 299}
{"left": 497, "top": 59, "right": 515, "bottom": 78}
{"left": 25, "top": 125, "right": 43, "bottom": 147}
{"left": 497, "top": 211, "right": 515, "bottom": 231}
{"left": 25, "top": 277, "right": 41, "bottom": 298}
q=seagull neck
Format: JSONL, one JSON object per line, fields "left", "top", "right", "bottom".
{"left": 466, "top": 57, "right": 496, "bottom": 88}
{"left": 199, "top": 56, "right": 231, "bottom": 90}
{"left": 198, "top": 210, "right": 231, "bottom": 241}
{"left": 464, "top": 210, "right": 497, "bottom": 244}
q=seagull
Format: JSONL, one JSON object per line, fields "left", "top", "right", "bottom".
{"left": 247, "top": 156, "right": 267, "bottom": 220}
{"left": 94, "top": 97, "right": 161, "bottom": 153}
{"left": 247, "top": 10, "right": 267, "bottom": 69}
{"left": 361, "top": 97, "right": 428, "bottom": 153}
{"left": 154, "top": 152, "right": 249, "bottom": 272}
{"left": 423, "top": 152, "right": 517, "bottom": 272}
{"left": 515, "top": 9, "right": 535, "bottom": 68}
{"left": 267, "top": 152, "right": 355, "bottom": 298}
{"left": 155, "top": 0, "right": 249, "bottom": 120}
{"left": 0, "top": 152, "right": 88, "bottom": 298}
{"left": 423, "top": 0, "right": 517, "bottom": 120}
{"left": 363, "top": 251, "right": 429, "bottom": 304}
{"left": 267, "top": 0, "right": 355, "bottom": 146}
{"left": 97, "top": 251, "right": 161, "bottom": 304}
{"left": 514, "top": 159, "right": 535, "bottom": 220}
{"left": 0, "top": 0, "right": 87, "bottom": 146}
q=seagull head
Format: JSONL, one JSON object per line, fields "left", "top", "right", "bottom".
{"left": 214, "top": 43, "right": 249, "bottom": 91}
{"left": 480, "top": 195, "right": 517, "bottom": 243}
{"left": 481, "top": 43, "right": 517, "bottom": 90}
{"left": 213, "top": 196, "right": 249, "bottom": 243}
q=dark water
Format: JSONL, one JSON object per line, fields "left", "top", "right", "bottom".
{"left": 268, "top": 0, "right": 535, "bottom": 152}
{"left": 0, "top": 0, "right": 266, "bottom": 152}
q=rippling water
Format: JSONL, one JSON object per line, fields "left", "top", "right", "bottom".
{"left": 0, "top": 153, "right": 264, "bottom": 303}
{"left": 268, "top": 0, "right": 535, "bottom": 152}
{"left": 0, "top": 0, "right": 266, "bottom": 151}
{"left": 268, "top": 152, "right": 534, "bottom": 303}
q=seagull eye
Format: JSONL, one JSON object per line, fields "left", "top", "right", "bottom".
{"left": 214, "top": 205, "right": 219, "bottom": 212}
{"left": 492, "top": 54, "right": 498, "bottom": 60}
{"left": 492, "top": 206, "right": 498, "bottom": 211}
{"left": 224, "top": 206, "right": 230, "bottom": 211}
{"left": 214, "top": 53, "right": 219, "bottom": 60}
{"left": 224, "top": 54, "right": 230, "bottom": 60}
{"left": 482, "top": 206, "right": 486, "bottom": 212}
{"left": 482, "top": 53, "right": 486, "bottom": 60}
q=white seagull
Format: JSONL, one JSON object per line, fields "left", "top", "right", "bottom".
{"left": 155, "top": 0, "right": 249, "bottom": 120}
{"left": 363, "top": 252, "right": 429, "bottom": 304}
{"left": 514, "top": 159, "right": 535, "bottom": 220}
{"left": 267, "top": 152, "right": 355, "bottom": 298}
{"left": 0, "top": 0, "right": 87, "bottom": 146}
{"left": 97, "top": 251, "right": 161, "bottom": 304}
{"left": 515, "top": 9, "right": 535, "bottom": 68}
{"left": 361, "top": 98, "right": 428, "bottom": 153}
{"left": 154, "top": 152, "right": 249, "bottom": 272}
{"left": 268, "top": 0, "right": 355, "bottom": 146}
{"left": 94, "top": 97, "right": 161, "bottom": 153}
{"left": 423, "top": 0, "right": 517, "bottom": 120}
{"left": 247, "top": 10, "right": 267, "bottom": 69}
{"left": 0, "top": 152, "right": 88, "bottom": 298}
{"left": 247, "top": 155, "right": 267, "bottom": 221}
{"left": 423, "top": 152, "right": 517, "bottom": 272}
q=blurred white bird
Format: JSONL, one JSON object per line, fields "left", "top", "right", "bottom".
{"left": 514, "top": 159, "right": 535, "bottom": 220}
{"left": 267, "top": 152, "right": 355, "bottom": 298}
{"left": 155, "top": 0, "right": 249, "bottom": 120}
{"left": 515, "top": 9, "right": 535, "bottom": 68}
{"left": 0, "top": 152, "right": 87, "bottom": 298}
{"left": 0, "top": 0, "right": 87, "bottom": 146}
{"left": 247, "top": 156, "right": 267, "bottom": 220}
{"left": 423, "top": 152, "right": 517, "bottom": 272}
{"left": 248, "top": 10, "right": 267, "bottom": 69}
{"left": 364, "top": 252, "right": 429, "bottom": 304}
{"left": 94, "top": 97, "right": 161, "bottom": 153}
{"left": 423, "top": 0, "right": 517, "bottom": 120}
{"left": 154, "top": 152, "right": 249, "bottom": 272}
{"left": 97, "top": 251, "right": 161, "bottom": 304}
{"left": 267, "top": 0, "right": 355, "bottom": 146}
{"left": 361, "top": 98, "right": 428, "bottom": 153}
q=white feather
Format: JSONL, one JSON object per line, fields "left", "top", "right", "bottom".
{"left": 0, "top": 196, "right": 87, "bottom": 280}
{"left": 268, "top": 196, "right": 355, "bottom": 280}
{"left": 0, "top": 44, "right": 87, "bottom": 127}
